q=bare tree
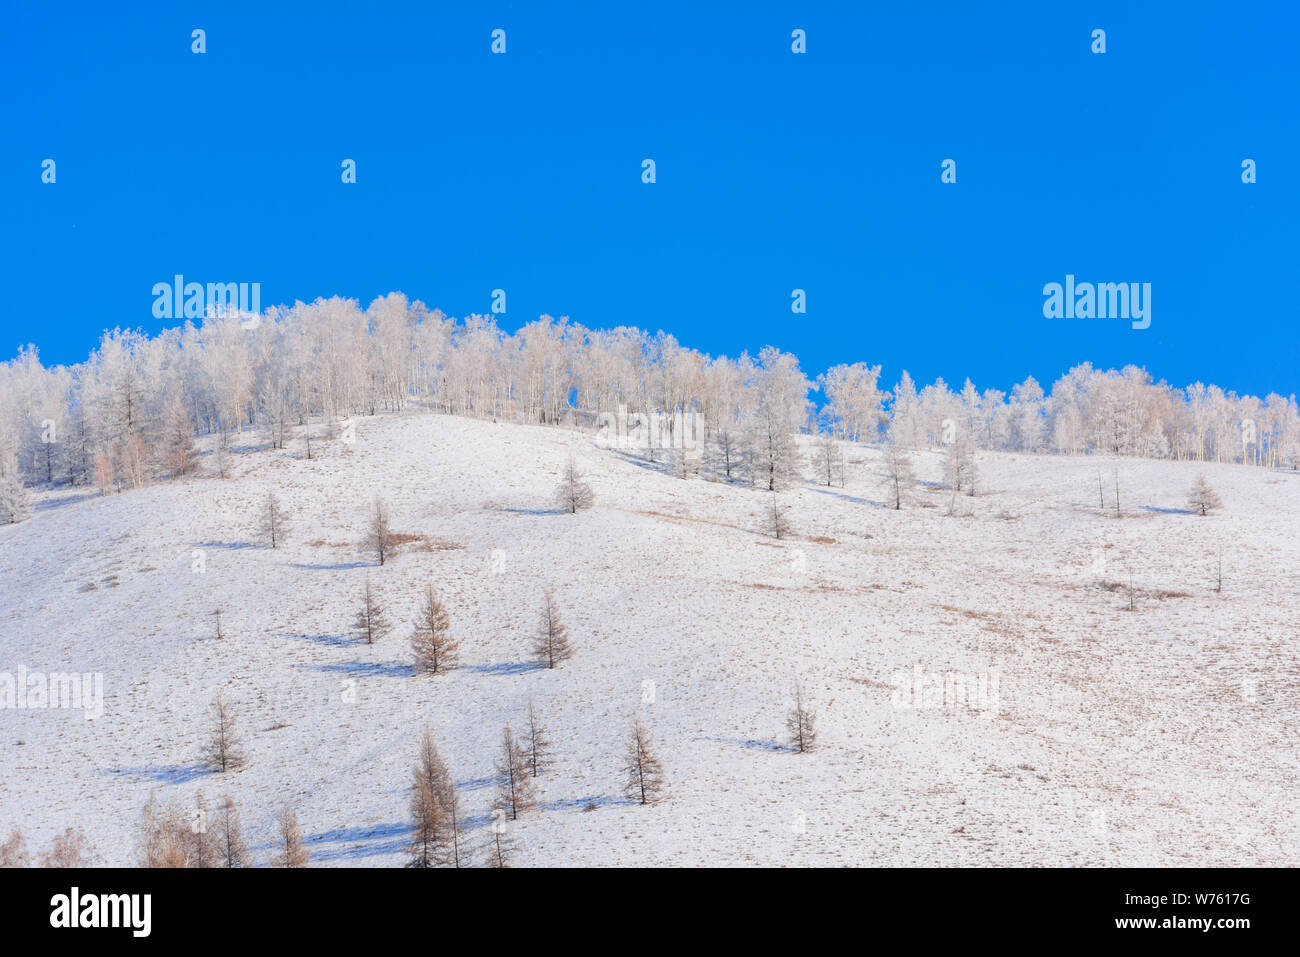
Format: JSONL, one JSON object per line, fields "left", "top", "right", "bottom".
{"left": 1188, "top": 473, "right": 1223, "bottom": 516}
{"left": 495, "top": 725, "right": 534, "bottom": 821}
{"left": 272, "top": 807, "right": 310, "bottom": 867}
{"left": 213, "top": 608, "right": 223, "bottom": 640}
{"left": 201, "top": 693, "right": 246, "bottom": 772}
{"left": 185, "top": 791, "right": 218, "bottom": 868}
{"left": 766, "top": 493, "right": 792, "bottom": 539}
{"left": 882, "top": 443, "right": 914, "bottom": 510}
{"left": 354, "top": 576, "right": 391, "bottom": 645}
{"left": 212, "top": 431, "right": 232, "bottom": 479}
{"left": 214, "top": 796, "right": 250, "bottom": 867}
{"left": 408, "top": 774, "right": 443, "bottom": 868}
{"left": 622, "top": 719, "right": 666, "bottom": 805}
{"left": 259, "top": 491, "right": 288, "bottom": 548}
{"left": 708, "top": 428, "right": 744, "bottom": 482}
{"left": 524, "top": 700, "right": 552, "bottom": 778}
{"left": 39, "top": 827, "right": 90, "bottom": 867}
{"left": 411, "top": 585, "right": 459, "bottom": 674}
{"left": 943, "top": 432, "right": 978, "bottom": 497}
{"left": 486, "top": 818, "right": 514, "bottom": 868}
{"left": 367, "top": 496, "right": 393, "bottom": 565}
{"left": 809, "top": 431, "right": 845, "bottom": 487}
{"left": 408, "top": 727, "right": 459, "bottom": 868}
{"left": 139, "top": 793, "right": 189, "bottom": 867}
{"left": 787, "top": 681, "right": 817, "bottom": 753}
{"left": 0, "top": 829, "right": 29, "bottom": 868}
{"left": 555, "top": 455, "right": 594, "bottom": 513}
{"left": 533, "top": 590, "right": 574, "bottom": 668}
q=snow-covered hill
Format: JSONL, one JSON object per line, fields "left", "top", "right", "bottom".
{"left": 2, "top": 412, "right": 1297, "bottom": 866}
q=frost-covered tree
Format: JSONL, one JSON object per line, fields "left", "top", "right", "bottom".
{"left": 943, "top": 431, "right": 978, "bottom": 497}
{"left": 766, "top": 493, "right": 792, "bottom": 540}
{"left": 819, "top": 362, "right": 884, "bottom": 443}
{"left": 160, "top": 391, "right": 198, "bottom": 477}
{"left": 0, "top": 468, "right": 29, "bottom": 525}
{"left": 1187, "top": 474, "right": 1223, "bottom": 516}
{"left": 881, "top": 440, "right": 915, "bottom": 510}
{"left": 810, "top": 431, "right": 845, "bottom": 487}
{"left": 555, "top": 455, "right": 594, "bottom": 513}
{"left": 706, "top": 428, "right": 745, "bottom": 482}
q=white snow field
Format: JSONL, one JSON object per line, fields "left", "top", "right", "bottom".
{"left": 1, "top": 411, "right": 1297, "bottom": 867}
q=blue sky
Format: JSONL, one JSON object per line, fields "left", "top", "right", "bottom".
{"left": 2, "top": 1, "right": 1296, "bottom": 397}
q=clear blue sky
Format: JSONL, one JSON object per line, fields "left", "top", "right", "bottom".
{"left": 2, "top": 1, "right": 1296, "bottom": 397}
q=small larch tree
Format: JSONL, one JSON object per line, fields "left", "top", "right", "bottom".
{"left": 766, "top": 493, "right": 792, "bottom": 540}
{"left": 533, "top": 590, "right": 574, "bottom": 668}
{"left": 185, "top": 792, "right": 218, "bottom": 868}
{"left": 882, "top": 443, "right": 914, "bottom": 510}
{"left": 202, "top": 693, "right": 246, "bottom": 772}
{"left": 495, "top": 725, "right": 535, "bottom": 821}
{"left": 524, "top": 700, "right": 552, "bottom": 778}
{"left": 411, "top": 585, "right": 459, "bottom": 674}
{"left": 259, "top": 491, "right": 288, "bottom": 548}
{"left": 555, "top": 455, "right": 595, "bottom": 513}
{"left": 408, "top": 727, "right": 460, "bottom": 868}
{"left": 487, "top": 818, "right": 514, "bottom": 868}
{"left": 367, "top": 496, "right": 393, "bottom": 565}
{"left": 1188, "top": 473, "right": 1223, "bottom": 516}
{"left": 623, "top": 719, "right": 666, "bottom": 805}
{"left": 272, "top": 807, "right": 310, "bottom": 868}
{"left": 787, "top": 681, "right": 817, "bottom": 754}
{"left": 809, "top": 431, "right": 845, "bottom": 487}
{"left": 214, "top": 795, "right": 250, "bottom": 867}
{"left": 354, "top": 577, "right": 391, "bottom": 645}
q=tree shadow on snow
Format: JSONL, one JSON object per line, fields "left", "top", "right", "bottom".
{"left": 107, "top": 762, "right": 212, "bottom": 784}
{"left": 193, "top": 540, "right": 258, "bottom": 550}
{"left": 498, "top": 506, "right": 569, "bottom": 516}
{"left": 299, "top": 660, "right": 415, "bottom": 679}
{"left": 1141, "top": 505, "right": 1197, "bottom": 516}
{"left": 298, "top": 822, "right": 411, "bottom": 862}
{"left": 701, "top": 735, "right": 794, "bottom": 754}
{"left": 285, "top": 632, "right": 363, "bottom": 649}
{"left": 808, "top": 487, "right": 887, "bottom": 509}
{"left": 609, "top": 448, "right": 673, "bottom": 477}
{"left": 460, "top": 661, "right": 545, "bottom": 677}
{"left": 289, "top": 560, "right": 373, "bottom": 571}
{"left": 33, "top": 491, "right": 100, "bottom": 512}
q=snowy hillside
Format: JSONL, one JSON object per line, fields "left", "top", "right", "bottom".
{"left": 2, "top": 412, "right": 1297, "bottom": 866}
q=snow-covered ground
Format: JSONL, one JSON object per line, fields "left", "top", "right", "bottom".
{"left": 2, "top": 412, "right": 1297, "bottom": 866}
